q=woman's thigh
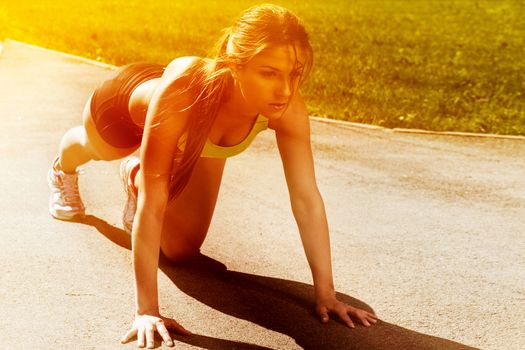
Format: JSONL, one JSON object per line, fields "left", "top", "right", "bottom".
{"left": 82, "top": 93, "right": 139, "bottom": 161}
{"left": 160, "top": 157, "right": 226, "bottom": 262}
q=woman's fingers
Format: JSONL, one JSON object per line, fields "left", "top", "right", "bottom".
{"left": 145, "top": 324, "right": 155, "bottom": 349}
{"left": 353, "top": 310, "right": 371, "bottom": 327}
{"left": 318, "top": 300, "right": 380, "bottom": 328}
{"left": 156, "top": 320, "right": 174, "bottom": 347}
{"left": 337, "top": 308, "right": 355, "bottom": 328}
{"left": 347, "top": 307, "right": 379, "bottom": 327}
{"left": 367, "top": 311, "right": 379, "bottom": 323}
{"left": 316, "top": 304, "right": 330, "bottom": 323}
{"left": 361, "top": 317, "right": 371, "bottom": 327}
{"left": 137, "top": 326, "right": 146, "bottom": 348}
{"left": 120, "top": 327, "right": 138, "bottom": 344}
{"left": 123, "top": 314, "right": 190, "bottom": 348}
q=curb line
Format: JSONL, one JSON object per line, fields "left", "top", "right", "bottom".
{"left": 309, "top": 116, "right": 525, "bottom": 141}
{"left": 392, "top": 127, "right": 525, "bottom": 140}
{"left": 3, "top": 38, "right": 525, "bottom": 141}
{"left": 4, "top": 38, "right": 117, "bottom": 70}
{"left": 309, "top": 116, "right": 385, "bottom": 130}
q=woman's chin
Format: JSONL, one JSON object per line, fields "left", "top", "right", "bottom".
{"left": 261, "top": 105, "right": 287, "bottom": 119}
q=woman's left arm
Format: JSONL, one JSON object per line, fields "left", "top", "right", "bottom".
{"left": 272, "top": 93, "right": 378, "bottom": 328}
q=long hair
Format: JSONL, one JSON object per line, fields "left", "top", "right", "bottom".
{"left": 166, "top": 4, "right": 314, "bottom": 201}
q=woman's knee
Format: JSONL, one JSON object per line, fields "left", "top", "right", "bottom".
{"left": 161, "top": 242, "right": 201, "bottom": 264}
{"left": 160, "top": 228, "right": 207, "bottom": 264}
{"left": 58, "top": 126, "right": 102, "bottom": 171}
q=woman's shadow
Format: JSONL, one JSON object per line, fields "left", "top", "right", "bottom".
{"left": 75, "top": 215, "right": 478, "bottom": 350}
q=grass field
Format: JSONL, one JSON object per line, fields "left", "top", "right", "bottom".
{"left": 1, "top": 0, "right": 524, "bottom": 135}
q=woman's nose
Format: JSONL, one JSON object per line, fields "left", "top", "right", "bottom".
{"left": 276, "top": 78, "right": 292, "bottom": 99}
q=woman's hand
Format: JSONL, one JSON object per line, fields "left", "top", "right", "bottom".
{"left": 316, "top": 296, "right": 378, "bottom": 328}
{"left": 120, "top": 313, "right": 192, "bottom": 348}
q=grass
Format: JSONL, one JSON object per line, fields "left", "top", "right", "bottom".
{"left": 1, "top": 0, "right": 524, "bottom": 135}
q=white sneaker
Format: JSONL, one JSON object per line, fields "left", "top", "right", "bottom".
{"left": 48, "top": 156, "right": 85, "bottom": 220}
{"left": 120, "top": 157, "right": 139, "bottom": 234}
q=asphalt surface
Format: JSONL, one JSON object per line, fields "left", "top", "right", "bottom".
{"left": 1, "top": 39, "right": 524, "bottom": 350}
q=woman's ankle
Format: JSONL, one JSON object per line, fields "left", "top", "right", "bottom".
{"left": 56, "top": 157, "right": 78, "bottom": 174}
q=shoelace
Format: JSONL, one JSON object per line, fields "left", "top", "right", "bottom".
{"left": 60, "top": 173, "right": 82, "bottom": 206}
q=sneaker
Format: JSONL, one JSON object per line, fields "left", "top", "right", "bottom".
{"left": 120, "top": 157, "right": 139, "bottom": 234}
{"left": 48, "top": 156, "right": 85, "bottom": 220}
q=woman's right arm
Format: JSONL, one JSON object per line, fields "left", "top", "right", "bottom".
{"left": 121, "top": 58, "right": 198, "bottom": 348}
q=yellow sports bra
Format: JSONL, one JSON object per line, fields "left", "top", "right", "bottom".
{"left": 176, "top": 114, "right": 269, "bottom": 158}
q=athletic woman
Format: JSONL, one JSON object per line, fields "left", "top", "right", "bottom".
{"left": 47, "top": 4, "right": 378, "bottom": 348}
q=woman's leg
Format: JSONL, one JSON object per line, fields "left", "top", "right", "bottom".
{"left": 49, "top": 94, "right": 139, "bottom": 220}
{"left": 154, "top": 157, "right": 227, "bottom": 263}
{"left": 58, "top": 94, "right": 138, "bottom": 173}
{"left": 57, "top": 125, "right": 99, "bottom": 173}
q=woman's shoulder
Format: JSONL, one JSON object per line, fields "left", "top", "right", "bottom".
{"left": 143, "top": 57, "right": 209, "bottom": 131}
{"left": 162, "top": 56, "right": 206, "bottom": 83}
{"left": 151, "top": 56, "right": 209, "bottom": 100}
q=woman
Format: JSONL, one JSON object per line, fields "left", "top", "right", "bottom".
{"left": 48, "top": 4, "right": 378, "bottom": 348}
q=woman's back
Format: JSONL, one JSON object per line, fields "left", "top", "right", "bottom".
{"left": 128, "top": 56, "right": 204, "bottom": 128}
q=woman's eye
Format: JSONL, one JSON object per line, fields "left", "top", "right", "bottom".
{"left": 261, "top": 71, "right": 276, "bottom": 77}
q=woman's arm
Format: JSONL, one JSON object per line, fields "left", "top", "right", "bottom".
{"left": 132, "top": 88, "right": 187, "bottom": 316}
{"left": 121, "top": 58, "right": 198, "bottom": 347}
{"left": 273, "top": 93, "right": 378, "bottom": 328}
{"left": 273, "top": 94, "right": 334, "bottom": 299}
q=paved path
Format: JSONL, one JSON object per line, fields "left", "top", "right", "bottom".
{"left": 1, "top": 39, "right": 524, "bottom": 350}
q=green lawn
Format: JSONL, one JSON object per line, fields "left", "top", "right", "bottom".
{"left": 1, "top": 0, "right": 524, "bottom": 135}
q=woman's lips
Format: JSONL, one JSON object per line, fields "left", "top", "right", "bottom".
{"left": 269, "top": 103, "right": 286, "bottom": 110}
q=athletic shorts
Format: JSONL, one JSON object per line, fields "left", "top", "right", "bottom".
{"left": 90, "top": 62, "right": 165, "bottom": 148}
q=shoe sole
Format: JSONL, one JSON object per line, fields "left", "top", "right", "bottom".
{"left": 49, "top": 209, "right": 85, "bottom": 221}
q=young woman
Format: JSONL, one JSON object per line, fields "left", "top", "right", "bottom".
{"left": 48, "top": 4, "right": 378, "bottom": 348}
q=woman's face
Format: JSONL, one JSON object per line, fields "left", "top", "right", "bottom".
{"left": 232, "top": 44, "right": 305, "bottom": 120}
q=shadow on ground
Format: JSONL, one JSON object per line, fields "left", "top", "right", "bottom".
{"left": 73, "top": 215, "right": 478, "bottom": 350}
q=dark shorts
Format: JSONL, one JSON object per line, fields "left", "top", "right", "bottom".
{"left": 90, "top": 62, "right": 165, "bottom": 148}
